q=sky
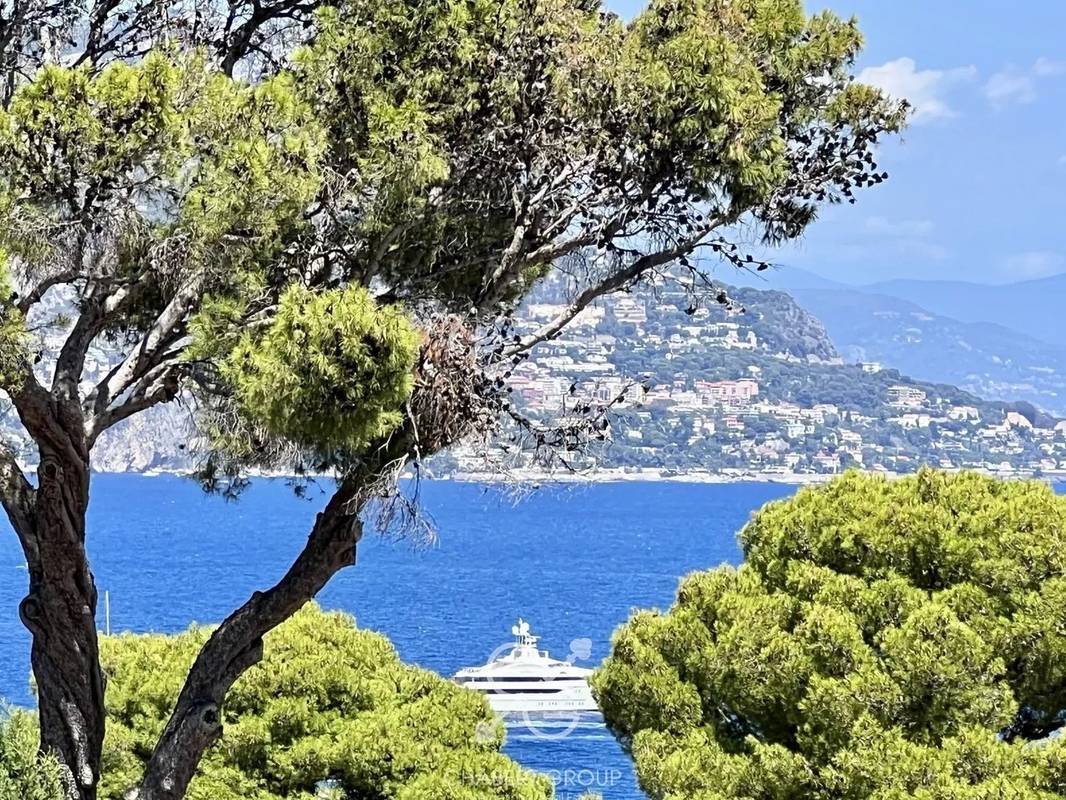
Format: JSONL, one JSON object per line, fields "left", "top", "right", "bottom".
{"left": 606, "top": 1, "right": 1066, "bottom": 287}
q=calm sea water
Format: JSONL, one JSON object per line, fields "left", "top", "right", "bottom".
{"left": 4, "top": 477, "right": 1058, "bottom": 797}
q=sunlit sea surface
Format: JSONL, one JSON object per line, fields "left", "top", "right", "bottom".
{"left": 2, "top": 476, "right": 1061, "bottom": 798}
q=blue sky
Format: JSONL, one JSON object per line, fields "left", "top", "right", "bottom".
{"left": 607, "top": 1, "right": 1066, "bottom": 286}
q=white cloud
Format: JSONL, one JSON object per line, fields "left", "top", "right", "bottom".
{"left": 864, "top": 216, "right": 935, "bottom": 237}
{"left": 1033, "top": 57, "right": 1066, "bottom": 77}
{"left": 984, "top": 70, "right": 1036, "bottom": 106}
{"left": 858, "top": 58, "right": 976, "bottom": 123}
{"left": 985, "top": 57, "right": 1065, "bottom": 107}
{"left": 797, "top": 237, "right": 950, "bottom": 268}
{"left": 1003, "top": 251, "right": 1064, "bottom": 279}
{"left": 897, "top": 239, "right": 950, "bottom": 263}
{"left": 860, "top": 216, "right": 946, "bottom": 261}
{"left": 799, "top": 216, "right": 949, "bottom": 268}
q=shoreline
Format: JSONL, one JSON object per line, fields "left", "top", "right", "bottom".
{"left": 442, "top": 467, "right": 1066, "bottom": 487}
{"left": 61, "top": 464, "right": 1066, "bottom": 488}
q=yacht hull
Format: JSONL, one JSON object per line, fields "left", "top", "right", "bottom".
{"left": 479, "top": 692, "right": 599, "bottom": 714}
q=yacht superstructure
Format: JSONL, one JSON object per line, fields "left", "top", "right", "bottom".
{"left": 453, "top": 620, "right": 598, "bottom": 713}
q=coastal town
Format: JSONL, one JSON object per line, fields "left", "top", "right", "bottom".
{"left": 443, "top": 278, "right": 1066, "bottom": 483}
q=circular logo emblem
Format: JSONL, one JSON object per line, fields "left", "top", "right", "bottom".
{"left": 477, "top": 637, "right": 595, "bottom": 741}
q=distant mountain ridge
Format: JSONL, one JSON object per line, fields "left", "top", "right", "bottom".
{"left": 863, "top": 273, "right": 1066, "bottom": 347}
{"left": 792, "top": 287, "right": 1066, "bottom": 416}
{"left": 725, "top": 266, "right": 1066, "bottom": 415}
{"left": 728, "top": 266, "right": 1066, "bottom": 349}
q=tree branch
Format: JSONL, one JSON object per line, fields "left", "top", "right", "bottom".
{"left": 75, "top": 0, "right": 123, "bottom": 67}
{"left": 135, "top": 416, "right": 428, "bottom": 799}
{"left": 503, "top": 222, "right": 725, "bottom": 357}
{"left": 0, "top": 440, "right": 36, "bottom": 558}
{"left": 136, "top": 475, "right": 366, "bottom": 799}
{"left": 16, "top": 269, "right": 79, "bottom": 314}
{"left": 86, "top": 361, "right": 182, "bottom": 444}
{"left": 84, "top": 276, "right": 200, "bottom": 423}
{"left": 52, "top": 281, "right": 130, "bottom": 403}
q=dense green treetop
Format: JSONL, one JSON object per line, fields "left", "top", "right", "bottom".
{"left": 594, "top": 470, "right": 1066, "bottom": 799}
{"left": 0, "top": 53, "right": 322, "bottom": 295}
{"left": 98, "top": 604, "right": 551, "bottom": 800}
{"left": 213, "top": 285, "right": 420, "bottom": 460}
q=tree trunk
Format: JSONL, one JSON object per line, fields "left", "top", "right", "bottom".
{"left": 136, "top": 486, "right": 364, "bottom": 800}
{"left": 20, "top": 450, "right": 104, "bottom": 800}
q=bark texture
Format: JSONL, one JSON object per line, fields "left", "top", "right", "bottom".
{"left": 8, "top": 389, "right": 104, "bottom": 800}
{"left": 27, "top": 455, "right": 103, "bottom": 799}
{"left": 136, "top": 485, "right": 365, "bottom": 800}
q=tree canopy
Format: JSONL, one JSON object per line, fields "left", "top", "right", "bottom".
{"left": 96, "top": 604, "right": 551, "bottom": 800}
{"left": 0, "top": 0, "right": 905, "bottom": 477}
{"left": 594, "top": 470, "right": 1066, "bottom": 800}
{"left": 0, "top": 605, "right": 551, "bottom": 799}
{"left": 0, "top": 1, "right": 905, "bottom": 796}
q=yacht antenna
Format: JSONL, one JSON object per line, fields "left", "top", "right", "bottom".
{"left": 512, "top": 618, "right": 538, "bottom": 647}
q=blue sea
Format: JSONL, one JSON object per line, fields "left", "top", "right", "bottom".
{"left": 3, "top": 477, "right": 1058, "bottom": 797}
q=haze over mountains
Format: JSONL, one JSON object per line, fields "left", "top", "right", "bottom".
{"left": 728, "top": 267, "right": 1066, "bottom": 416}
{"left": 863, "top": 274, "right": 1066, "bottom": 347}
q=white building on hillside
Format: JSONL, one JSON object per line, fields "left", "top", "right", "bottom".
{"left": 887, "top": 385, "right": 927, "bottom": 408}
{"left": 1005, "top": 412, "right": 1033, "bottom": 430}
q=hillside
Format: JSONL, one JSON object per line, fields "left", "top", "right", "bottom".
{"left": 793, "top": 288, "right": 1066, "bottom": 416}
{"left": 727, "top": 266, "right": 1066, "bottom": 416}
{"left": 440, "top": 276, "right": 1066, "bottom": 480}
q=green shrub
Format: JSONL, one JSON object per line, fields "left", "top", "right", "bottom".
{"left": 595, "top": 470, "right": 1066, "bottom": 799}
{"left": 100, "top": 603, "right": 551, "bottom": 800}
{"left": 0, "top": 709, "right": 65, "bottom": 800}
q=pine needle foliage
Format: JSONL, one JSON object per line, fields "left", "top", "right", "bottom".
{"left": 0, "top": 252, "right": 26, "bottom": 393}
{"left": 220, "top": 285, "right": 420, "bottom": 458}
{"left": 99, "top": 604, "right": 552, "bottom": 800}
{"left": 594, "top": 470, "right": 1066, "bottom": 800}
{"left": 0, "top": 710, "right": 65, "bottom": 800}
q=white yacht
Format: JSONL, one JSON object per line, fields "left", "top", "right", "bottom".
{"left": 454, "top": 620, "right": 599, "bottom": 713}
